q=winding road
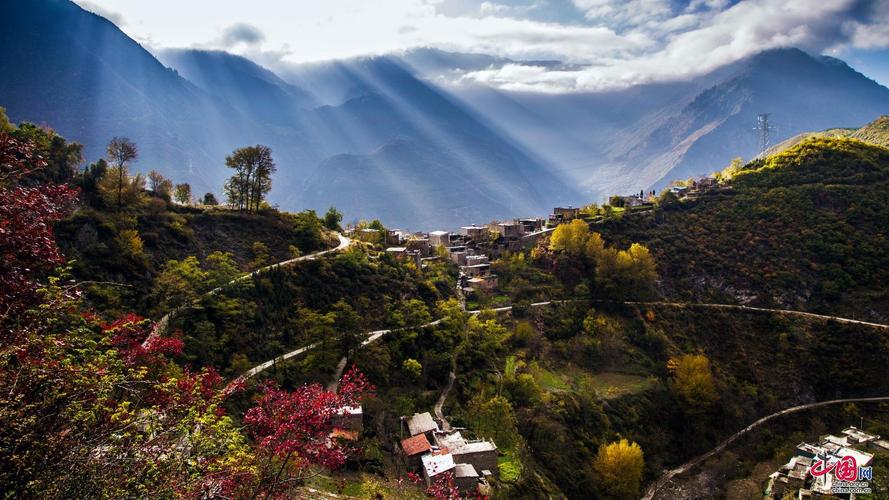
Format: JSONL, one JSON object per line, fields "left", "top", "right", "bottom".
{"left": 642, "top": 396, "right": 889, "bottom": 500}
{"left": 149, "top": 233, "right": 352, "bottom": 340}
{"left": 237, "top": 299, "right": 889, "bottom": 381}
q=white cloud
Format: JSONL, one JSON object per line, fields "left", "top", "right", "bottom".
{"left": 460, "top": 0, "right": 889, "bottom": 92}
{"left": 71, "top": 0, "right": 889, "bottom": 92}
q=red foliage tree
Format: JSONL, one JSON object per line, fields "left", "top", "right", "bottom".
{"left": 0, "top": 131, "right": 78, "bottom": 317}
{"left": 244, "top": 365, "right": 374, "bottom": 498}
{"left": 425, "top": 472, "right": 461, "bottom": 500}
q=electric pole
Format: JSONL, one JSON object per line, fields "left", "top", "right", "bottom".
{"left": 754, "top": 113, "right": 775, "bottom": 156}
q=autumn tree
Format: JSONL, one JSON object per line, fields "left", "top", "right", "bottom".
{"left": 549, "top": 219, "right": 590, "bottom": 255}
{"left": 593, "top": 439, "right": 645, "bottom": 499}
{"left": 224, "top": 145, "right": 276, "bottom": 212}
{"left": 549, "top": 220, "right": 658, "bottom": 299}
{"left": 244, "top": 366, "right": 373, "bottom": 498}
{"left": 669, "top": 354, "right": 719, "bottom": 412}
{"left": 104, "top": 136, "right": 138, "bottom": 210}
{"left": 147, "top": 170, "right": 172, "bottom": 200}
{"left": 0, "top": 131, "right": 79, "bottom": 314}
{"left": 173, "top": 182, "right": 192, "bottom": 205}
{"left": 595, "top": 243, "right": 658, "bottom": 299}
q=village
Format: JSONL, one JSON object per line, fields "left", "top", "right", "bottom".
{"left": 766, "top": 426, "right": 889, "bottom": 498}
{"left": 327, "top": 405, "right": 499, "bottom": 495}
{"left": 347, "top": 174, "right": 730, "bottom": 301}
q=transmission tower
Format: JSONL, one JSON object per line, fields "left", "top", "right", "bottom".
{"left": 754, "top": 113, "right": 775, "bottom": 156}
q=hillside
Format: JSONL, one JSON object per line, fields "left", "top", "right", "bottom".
{"left": 765, "top": 115, "right": 889, "bottom": 155}
{"left": 597, "top": 137, "right": 889, "bottom": 322}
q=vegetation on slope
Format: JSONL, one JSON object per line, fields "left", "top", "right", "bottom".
{"left": 598, "top": 137, "right": 889, "bottom": 321}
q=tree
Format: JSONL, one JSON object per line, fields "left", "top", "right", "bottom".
{"left": 250, "top": 241, "right": 270, "bottom": 268}
{"left": 324, "top": 206, "right": 343, "bottom": 230}
{"left": 669, "top": 354, "right": 718, "bottom": 411}
{"left": 549, "top": 219, "right": 590, "bottom": 255}
{"left": 97, "top": 166, "right": 146, "bottom": 210}
{"left": 115, "top": 229, "right": 144, "bottom": 258}
{"left": 0, "top": 131, "right": 79, "bottom": 313}
{"left": 10, "top": 122, "right": 83, "bottom": 183}
{"left": 151, "top": 256, "right": 206, "bottom": 311}
{"left": 173, "top": 182, "right": 192, "bottom": 205}
{"left": 466, "top": 395, "right": 519, "bottom": 448}
{"left": 204, "top": 251, "right": 240, "bottom": 288}
{"left": 105, "top": 137, "right": 138, "bottom": 210}
{"left": 595, "top": 243, "right": 658, "bottom": 300}
{"left": 224, "top": 145, "right": 276, "bottom": 212}
{"left": 333, "top": 300, "right": 362, "bottom": 357}
{"left": 244, "top": 367, "right": 373, "bottom": 498}
{"left": 593, "top": 439, "right": 645, "bottom": 499}
{"left": 402, "top": 358, "right": 422, "bottom": 381}
{"left": 202, "top": 192, "right": 219, "bottom": 205}
{"left": 147, "top": 170, "right": 172, "bottom": 200}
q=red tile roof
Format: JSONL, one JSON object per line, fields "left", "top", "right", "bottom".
{"left": 401, "top": 433, "right": 432, "bottom": 456}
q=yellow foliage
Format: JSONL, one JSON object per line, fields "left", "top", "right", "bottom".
{"left": 549, "top": 219, "right": 589, "bottom": 255}
{"left": 670, "top": 354, "right": 718, "bottom": 409}
{"left": 115, "top": 229, "right": 144, "bottom": 257}
{"left": 593, "top": 439, "right": 644, "bottom": 499}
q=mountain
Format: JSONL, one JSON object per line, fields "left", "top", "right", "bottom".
{"left": 0, "top": 1, "right": 580, "bottom": 228}
{"left": 610, "top": 49, "right": 889, "bottom": 187}
{"left": 0, "top": 0, "right": 259, "bottom": 193}
{"left": 437, "top": 48, "right": 889, "bottom": 196}
{"left": 156, "top": 49, "right": 318, "bottom": 127}
{"left": 4, "top": 1, "right": 888, "bottom": 228}
{"left": 157, "top": 53, "right": 583, "bottom": 227}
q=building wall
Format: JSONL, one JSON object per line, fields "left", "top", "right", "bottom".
{"left": 453, "top": 450, "right": 499, "bottom": 477}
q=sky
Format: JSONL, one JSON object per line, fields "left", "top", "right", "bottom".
{"left": 74, "top": 0, "right": 889, "bottom": 92}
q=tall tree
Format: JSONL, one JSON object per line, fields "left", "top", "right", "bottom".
{"left": 224, "top": 145, "right": 276, "bottom": 212}
{"left": 173, "top": 182, "right": 192, "bottom": 205}
{"left": 147, "top": 170, "right": 172, "bottom": 200}
{"left": 105, "top": 137, "right": 138, "bottom": 211}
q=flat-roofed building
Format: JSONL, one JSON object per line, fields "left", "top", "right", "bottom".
{"left": 429, "top": 230, "right": 450, "bottom": 248}
{"left": 421, "top": 452, "right": 456, "bottom": 486}
{"left": 454, "top": 463, "right": 480, "bottom": 493}
{"left": 406, "top": 412, "right": 440, "bottom": 440}
{"left": 460, "top": 225, "right": 488, "bottom": 241}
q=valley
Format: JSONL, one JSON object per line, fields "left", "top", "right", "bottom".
{"left": 3, "top": 1, "right": 889, "bottom": 498}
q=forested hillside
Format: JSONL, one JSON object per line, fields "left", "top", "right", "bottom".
{"left": 597, "top": 137, "right": 889, "bottom": 321}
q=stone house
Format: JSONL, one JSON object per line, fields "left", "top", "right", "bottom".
{"left": 401, "top": 433, "right": 432, "bottom": 470}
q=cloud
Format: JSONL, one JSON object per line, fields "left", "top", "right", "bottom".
{"left": 74, "top": 0, "right": 889, "bottom": 92}
{"left": 74, "top": 1, "right": 125, "bottom": 26}
{"left": 457, "top": 0, "right": 889, "bottom": 92}
{"left": 573, "top": 0, "right": 673, "bottom": 28}
{"left": 219, "top": 23, "right": 266, "bottom": 48}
